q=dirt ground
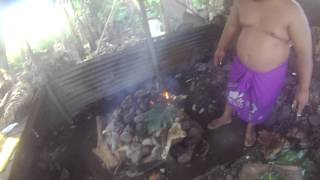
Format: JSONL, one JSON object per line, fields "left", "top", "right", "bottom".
{"left": 28, "top": 89, "right": 248, "bottom": 180}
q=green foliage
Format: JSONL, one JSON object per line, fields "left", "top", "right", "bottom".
{"left": 192, "top": 0, "right": 205, "bottom": 10}
{"left": 114, "top": 1, "right": 141, "bottom": 29}
{"left": 145, "top": 0, "right": 161, "bottom": 19}
{"left": 273, "top": 149, "right": 307, "bottom": 166}
{"left": 269, "top": 149, "right": 317, "bottom": 180}
{"left": 259, "top": 171, "right": 288, "bottom": 180}
{"left": 146, "top": 104, "right": 176, "bottom": 134}
{"left": 32, "top": 36, "right": 57, "bottom": 53}
{"left": 71, "top": 0, "right": 112, "bottom": 34}
{"left": 5, "top": 0, "right": 164, "bottom": 72}
{"left": 8, "top": 55, "right": 24, "bottom": 72}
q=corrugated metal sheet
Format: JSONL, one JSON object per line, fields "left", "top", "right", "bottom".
{"left": 49, "top": 24, "right": 222, "bottom": 117}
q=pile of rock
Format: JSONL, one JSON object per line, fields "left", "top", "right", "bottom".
{"left": 176, "top": 61, "right": 229, "bottom": 117}
{"left": 94, "top": 88, "right": 204, "bottom": 170}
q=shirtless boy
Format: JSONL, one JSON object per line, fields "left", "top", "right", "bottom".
{"left": 208, "top": 0, "right": 313, "bottom": 146}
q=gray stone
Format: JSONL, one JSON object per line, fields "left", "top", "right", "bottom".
{"left": 160, "top": 168, "right": 165, "bottom": 173}
{"left": 299, "top": 139, "right": 310, "bottom": 148}
{"left": 177, "top": 145, "right": 195, "bottom": 164}
{"left": 142, "top": 146, "right": 152, "bottom": 156}
{"left": 120, "top": 131, "right": 133, "bottom": 144}
{"left": 126, "top": 142, "right": 143, "bottom": 164}
{"left": 134, "top": 113, "right": 147, "bottom": 123}
{"left": 188, "top": 127, "right": 203, "bottom": 141}
{"left": 134, "top": 89, "right": 149, "bottom": 98}
{"left": 110, "top": 132, "right": 120, "bottom": 151}
{"left": 135, "top": 109, "right": 142, "bottom": 115}
{"left": 309, "top": 114, "right": 320, "bottom": 126}
{"left": 226, "top": 174, "right": 233, "bottom": 180}
{"left": 113, "top": 121, "right": 125, "bottom": 132}
{"left": 135, "top": 123, "right": 147, "bottom": 137}
{"left": 139, "top": 103, "right": 148, "bottom": 112}
{"left": 60, "top": 168, "right": 70, "bottom": 180}
{"left": 142, "top": 138, "right": 154, "bottom": 146}
{"left": 181, "top": 120, "right": 191, "bottom": 130}
{"left": 192, "top": 104, "right": 197, "bottom": 112}
{"left": 143, "top": 145, "right": 162, "bottom": 163}
{"left": 121, "top": 95, "right": 133, "bottom": 110}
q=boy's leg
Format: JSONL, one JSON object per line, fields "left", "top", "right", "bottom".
{"left": 244, "top": 122, "right": 256, "bottom": 147}
{"left": 208, "top": 103, "right": 233, "bottom": 129}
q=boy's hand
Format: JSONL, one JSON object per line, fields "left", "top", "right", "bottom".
{"left": 292, "top": 88, "right": 309, "bottom": 116}
{"left": 213, "top": 49, "right": 225, "bottom": 66}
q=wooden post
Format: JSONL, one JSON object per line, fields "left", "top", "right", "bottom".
{"left": 138, "top": 0, "right": 163, "bottom": 88}
{"left": 96, "top": 0, "right": 118, "bottom": 54}
{"left": 62, "top": 5, "right": 85, "bottom": 58}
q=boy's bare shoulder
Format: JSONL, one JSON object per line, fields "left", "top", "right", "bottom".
{"left": 285, "top": 0, "right": 306, "bottom": 18}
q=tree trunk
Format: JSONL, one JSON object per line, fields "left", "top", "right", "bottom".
{"left": 25, "top": 42, "right": 38, "bottom": 66}
{"left": 96, "top": 0, "right": 118, "bottom": 54}
{"left": 62, "top": 5, "right": 85, "bottom": 58}
{"left": 78, "top": 18, "right": 97, "bottom": 51}
{"left": 69, "top": 1, "right": 97, "bottom": 52}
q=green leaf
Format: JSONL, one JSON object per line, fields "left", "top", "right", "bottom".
{"left": 273, "top": 149, "right": 307, "bottom": 166}
{"left": 259, "top": 171, "right": 288, "bottom": 180}
{"left": 146, "top": 104, "right": 176, "bottom": 134}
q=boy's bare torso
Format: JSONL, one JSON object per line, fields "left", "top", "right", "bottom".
{"left": 236, "top": 0, "right": 296, "bottom": 72}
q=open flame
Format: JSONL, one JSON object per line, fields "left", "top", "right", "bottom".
{"left": 163, "top": 91, "right": 170, "bottom": 100}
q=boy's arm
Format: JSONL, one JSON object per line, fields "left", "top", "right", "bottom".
{"left": 217, "top": 0, "right": 240, "bottom": 51}
{"left": 288, "top": 3, "right": 313, "bottom": 115}
{"left": 214, "top": 0, "right": 241, "bottom": 65}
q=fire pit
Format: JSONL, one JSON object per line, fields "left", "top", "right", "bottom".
{"left": 93, "top": 88, "right": 204, "bottom": 175}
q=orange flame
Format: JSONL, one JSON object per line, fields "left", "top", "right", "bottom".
{"left": 163, "top": 91, "right": 170, "bottom": 100}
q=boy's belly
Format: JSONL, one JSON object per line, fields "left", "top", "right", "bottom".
{"left": 236, "top": 28, "right": 290, "bottom": 72}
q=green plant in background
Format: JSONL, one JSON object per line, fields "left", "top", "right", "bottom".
{"left": 273, "top": 150, "right": 307, "bottom": 166}
{"left": 145, "top": 0, "right": 161, "bottom": 19}
{"left": 192, "top": 0, "right": 205, "bottom": 10}
{"left": 113, "top": 1, "right": 142, "bottom": 32}
{"left": 8, "top": 55, "right": 24, "bottom": 72}
{"left": 267, "top": 149, "right": 318, "bottom": 180}
{"left": 259, "top": 171, "right": 288, "bottom": 180}
{"left": 32, "top": 36, "right": 58, "bottom": 53}
{"left": 4, "top": 0, "right": 165, "bottom": 73}
{"left": 70, "top": 0, "right": 112, "bottom": 35}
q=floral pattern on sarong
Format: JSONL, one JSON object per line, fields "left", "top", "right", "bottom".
{"left": 227, "top": 56, "right": 287, "bottom": 124}
{"left": 228, "top": 90, "right": 261, "bottom": 122}
{"left": 228, "top": 90, "right": 245, "bottom": 108}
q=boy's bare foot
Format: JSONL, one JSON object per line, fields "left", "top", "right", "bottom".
{"left": 207, "top": 116, "right": 232, "bottom": 130}
{"left": 244, "top": 123, "right": 256, "bottom": 147}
